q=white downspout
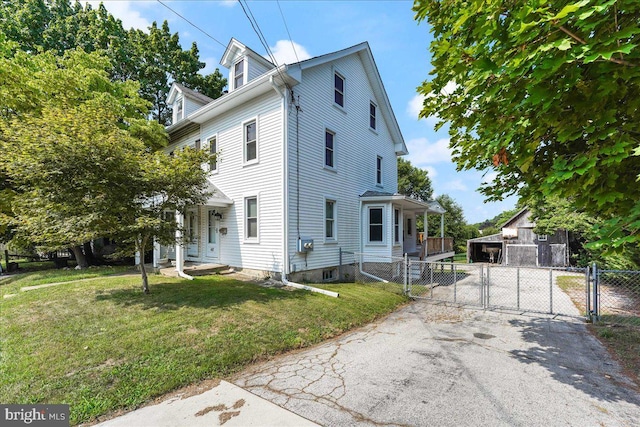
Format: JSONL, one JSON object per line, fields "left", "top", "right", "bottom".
{"left": 270, "top": 75, "right": 290, "bottom": 277}
{"left": 175, "top": 210, "right": 193, "bottom": 280}
{"left": 282, "top": 277, "right": 339, "bottom": 298}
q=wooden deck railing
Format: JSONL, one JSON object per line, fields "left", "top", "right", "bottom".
{"left": 419, "top": 237, "right": 454, "bottom": 260}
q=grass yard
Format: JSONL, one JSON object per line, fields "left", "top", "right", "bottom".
{"left": 0, "top": 273, "right": 407, "bottom": 425}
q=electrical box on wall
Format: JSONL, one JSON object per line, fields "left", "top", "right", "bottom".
{"left": 297, "top": 238, "right": 314, "bottom": 253}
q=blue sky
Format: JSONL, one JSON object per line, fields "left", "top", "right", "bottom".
{"left": 90, "top": 0, "right": 517, "bottom": 224}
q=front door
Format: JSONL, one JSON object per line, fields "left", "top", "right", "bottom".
{"left": 206, "top": 209, "right": 219, "bottom": 260}
{"left": 186, "top": 210, "right": 199, "bottom": 258}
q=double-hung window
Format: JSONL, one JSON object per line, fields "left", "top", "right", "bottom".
{"left": 244, "top": 120, "right": 257, "bottom": 163}
{"left": 325, "top": 199, "right": 336, "bottom": 241}
{"left": 208, "top": 136, "right": 217, "bottom": 172}
{"left": 334, "top": 72, "right": 345, "bottom": 107}
{"left": 368, "top": 207, "right": 383, "bottom": 243}
{"left": 234, "top": 59, "right": 245, "bottom": 89}
{"left": 245, "top": 197, "right": 258, "bottom": 240}
{"left": 325, "top": 130, "right": 335, "bottom": 168}
{"left": 376, "top": 156, "right": 382, "bottom": 186}
{"left": 370, "top": 102, "right": 377, "bottom": 130}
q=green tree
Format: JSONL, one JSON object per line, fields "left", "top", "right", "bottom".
{"left": 397, "top": 157, "right": 433, "bottom": 201}
{"left": 414, "top": 0, "right": 640, "bottom": 249}
{"left": 0, "top": 45, "right": 212, "bottom": 291}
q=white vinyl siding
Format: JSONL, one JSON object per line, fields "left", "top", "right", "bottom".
{"left": 286, "top": 53, "right": 399, "bottom": 270}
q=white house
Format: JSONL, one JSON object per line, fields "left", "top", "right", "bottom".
{"left": 154, "top": 38, "right": 451, "bottom": 282}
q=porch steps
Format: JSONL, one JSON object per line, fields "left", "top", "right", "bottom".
{"left": 159, "top": 263, "right": 230, "bottom": 278}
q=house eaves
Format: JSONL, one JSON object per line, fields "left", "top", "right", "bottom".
{"left": 360, "top": 191, "right": 445, "bottom": 214}
{"left": 167, "top": 67, "right": 298, "bottom": 131}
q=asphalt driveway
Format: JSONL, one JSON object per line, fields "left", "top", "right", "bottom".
{"left": 233, "top": 301, "right": 640, "bottom": 426}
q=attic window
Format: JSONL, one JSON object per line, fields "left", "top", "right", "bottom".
{"left": 334, "top": 72, "right": 345, "bottom": 107}
{"left": 234, "top": 59, "right": 245, "bottom": 89}
{"left": 175, "top": 98, "right": 183, "bottom": 120}
{"left": 370, "top": 102, "right": 377, "bottom": 130}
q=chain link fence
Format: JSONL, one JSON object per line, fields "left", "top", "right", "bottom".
{"left": 595, "top": 269, "right": 640, "bottom": 327}
{"left": 353, "top": 253, "right": 406, "bottom": 295}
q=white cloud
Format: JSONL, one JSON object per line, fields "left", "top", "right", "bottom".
{"left": 406, "top": 137, "right": 452, "bottom": 164}
{"left": 87, "top": 1, "right": 150, "bottom": 31}
{"left": 219, "top": 0, "right": 237, "bottom": 7}
{"left": 407, "top": 93, "right": 425, "bottom": 119}
{"left": 443, "top": 179, "right": 468, "bottom": 192}
{"left": 268, "top": 40, "right": 312, "bottom": 65}
{"left": 424, "top": 166, "right": 438, "bottom": 179}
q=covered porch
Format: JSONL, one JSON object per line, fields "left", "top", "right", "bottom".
{"left": 359, "top": 191, "right": 454, "bottom": 262}
{"left": 152, "top": 181, "right": 234, "bottom": 277}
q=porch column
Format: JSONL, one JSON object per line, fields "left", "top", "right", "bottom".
{"left": 441, "top": 213, "right": 445, "bottom": 253}
{"left": 175, "top": 210, "right": 185, "bottom": 273}
{"left": 152, "top": 238, "right": 160, "bottom": 268}
{"left": 424, "top": 212, "right": 428, "bottom": 258}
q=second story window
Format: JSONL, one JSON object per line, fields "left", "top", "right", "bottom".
{"left": 370, "top": 102, "right": 377, "bottom": 130}
{"left": 376, "top": 156, "right": 382, "bottom": 185}
{"left": 208, "top": 136, "right": 217, "bottom": 172}
{"left": 325, "top": 130, "right": 335, "bottom": 169}
{"left": 244, "top": 120, "right": 257, "bottom": 163}
{"left": 234, "top": 59, "right": 245, "bottom": 89}
{"left": 334, "top": 72, "right": 344, "bottom": 107}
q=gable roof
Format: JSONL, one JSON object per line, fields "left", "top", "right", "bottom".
{"left": 500, "top": 207, "right": 530, "bottom": 229}
{"left": 167, "top": 82, "right": 214, "bottom": 106}
{"left": 167, "top": 41, "right": 406, "bottom": 155}
{"left": 220, "top": 38, "right": 275, "bottom": 70}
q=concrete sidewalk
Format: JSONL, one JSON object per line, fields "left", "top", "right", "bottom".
{"left": 92, "top": 380, "right": 318, "bottom": 427}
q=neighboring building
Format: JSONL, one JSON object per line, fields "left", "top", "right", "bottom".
{"left": 467, "top": 207, "right": 569, "bottom": 267}
{"left": 154, "top": 38, "right": 449, "bottom": 282}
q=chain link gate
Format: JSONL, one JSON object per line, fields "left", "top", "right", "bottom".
{"left": 408, "top": 261, "right": 589, "bottom": 318}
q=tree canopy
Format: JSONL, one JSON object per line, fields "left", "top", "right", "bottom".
{"left": 0, "top": 0, "right": 227, "bottom": 125}
{"left": 0, "top": 43, "right": 212, "bottom": 291}
{"left": 414, "top": 0, "right": 640, "bottom": 249}
{"left": 397, "top": 157, "right": 433, "bottom": 201}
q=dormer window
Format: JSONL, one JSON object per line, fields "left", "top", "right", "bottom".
{"left": 174, "top": 97, "right": 184, "bottom": 122}
{"left": 234, "top": 59, "right": 245, "bottom": 89}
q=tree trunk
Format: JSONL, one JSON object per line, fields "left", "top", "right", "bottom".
{"left": 138, "top": 235, "right": 150, "bottom": 294}
{"left": 83, "top": 241, "right": 97, "bottom": 265}
{"left": 71, "top": 245, "right": 88, "bottom": 269}
{"left": 140, "top": 261, "right": 150, "bottom": 294}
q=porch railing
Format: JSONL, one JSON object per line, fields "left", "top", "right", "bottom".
{"left": 419, "top": 237, "right": 454, "bottom": 260}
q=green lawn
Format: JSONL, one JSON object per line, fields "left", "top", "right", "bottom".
{"left": 0, "top": 273, "right": 407, "bottom": 425}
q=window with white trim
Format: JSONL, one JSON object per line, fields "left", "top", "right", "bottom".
{"left": 208, "top": 136, "right": 217, "bottom": 172}
{"left": 245, "top": 197, "right": 258, "bottom": 240}
{"left": 394, "top": 208, "right": 400, "bottom": 244}
{"left": 234, "top": 59, "right": 245, "bottom": 89}
{"left": 175, "top": 97, "right": 183, "bottom": 122}
{"left": 376, "top": 156, "right": 382, "bottom": 185}
{"left": 244, "top": 120, "right": 257, "bottom": 163}
{"left": 368, "top": 207, "right": 384, "bottom": 243}
{"left": 334, "top": 72, "right": 344, "bottom": 107}
{"left": 370, "top": 102, "right": 377, "bottom": 130}
{"left": 325, "top": 130, "right": 335, "bottom": 168}
{"left": 325, "top": 199, "right": 336, "bottom": 240}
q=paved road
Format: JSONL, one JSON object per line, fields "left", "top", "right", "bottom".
{"left": 234, "top": 301, "right": 640, "bottom": 427}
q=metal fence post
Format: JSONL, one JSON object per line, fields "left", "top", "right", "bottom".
{"left": 430, "top": 263, "right": 434, "bottom": 298}
{"left": 586, "top": 265, "right": 591, "bottom": 321}
{"left": 453, "top": 264, "right": 457, "bottom": 303}
{"left": 592, "top": 262, "right": 599, "bottom": 322}
{"left": 516, "top": 267, "right": 520, "bottom": 310}
{"left": 549, "top": 268, "right": 553, "bottom": 314}
{"left": 404, "top": 253, "right": 408, "bottom": 295}
{"left": 486, "top": 266, "right": 490, "bottom": 308}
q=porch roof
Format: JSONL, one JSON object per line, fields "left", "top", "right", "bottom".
{"left": 359, "top": 191, "right": 446, "bottom": 214}
{"left": 204, "top": 181, "right": 233, "bottom": 207}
